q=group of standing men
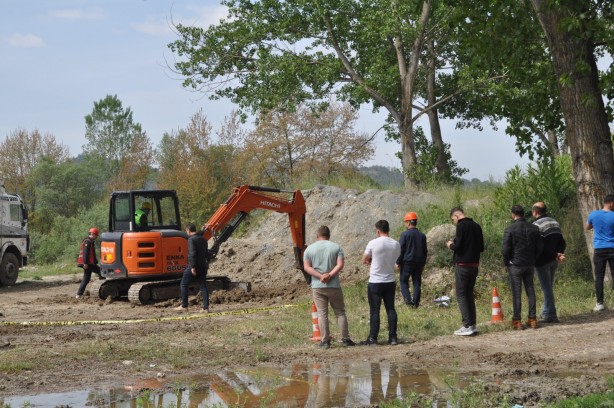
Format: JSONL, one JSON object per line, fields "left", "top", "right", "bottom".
{"left": 76, "top": 194, "right": 614, "bottom": 344}
{"left": 303, "top": 194, "right": 614, "bottom": 346}
{"left": 303, "top": 220, "right": 407, "bottom": 348}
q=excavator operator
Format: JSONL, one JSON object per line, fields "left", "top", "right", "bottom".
{"left": 135, "top": 202, "right": 152, "bottom": 227}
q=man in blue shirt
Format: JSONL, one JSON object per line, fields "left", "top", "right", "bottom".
{"left": 586, "top": 194, "right": 614, "bottom": 312}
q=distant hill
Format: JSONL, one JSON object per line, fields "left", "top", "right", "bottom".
{"left": 359, "top": 165, "right": 404, "bottom": 188}
{"left": 359, "top": 165, "right": 500, "bottom": 188}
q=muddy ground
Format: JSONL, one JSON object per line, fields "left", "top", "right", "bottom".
{"left": 1, "top": 186, "right": 613, "bottom": 406}
{"left": 0, "top": 275, "right": 613, "bottom": 407}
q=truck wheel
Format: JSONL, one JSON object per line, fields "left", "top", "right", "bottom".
{"left": 0, "top": 253, "right": 19, "bottom": 286}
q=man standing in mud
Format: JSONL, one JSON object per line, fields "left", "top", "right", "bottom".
{"left": 303, "top": 225, "right": 356, "bottom": 349}
{"left": 362, "top": 219, "right": 401, "bottom": 346}
{"left": 174, "top": 223, "right": 209, "bottom": 312}
{"left": 76, "top": 227, "right": 102, "bottom": 299}
{"left": 447, "top": 208, "right": 484, "bottom": 336}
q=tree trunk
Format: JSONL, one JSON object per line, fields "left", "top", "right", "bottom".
{"left": 400, "top": 117, "right": 419, "bottom": 189}
{"left": 399, "top": 0, "right": 430, "bottom": 189}
{"left": 426, "top": 39, "right": 450, "bottom": 178}
{"left": 546, "top": 129, "right": 561, "bottom": 156}
{"left": 532, "top": 0, "right": 614, "bottom": 274}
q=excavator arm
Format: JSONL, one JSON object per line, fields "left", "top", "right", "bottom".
{"left": 201, "top": 185, "right": 309, "bottom": 282}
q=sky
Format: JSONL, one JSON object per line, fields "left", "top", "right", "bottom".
{"left": 0, "top": 0, "right": 530, "bottom": 181}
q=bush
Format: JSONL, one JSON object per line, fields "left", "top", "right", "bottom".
{"left": 31, "top": 202, "right": 107, "bottom": 264}
{"left": 493, "top": 155, "right": 575, "bottom": 220}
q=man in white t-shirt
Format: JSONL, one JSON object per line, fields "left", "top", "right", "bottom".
{"left": 362, "top": 219, "right": 401, "bottom": 346}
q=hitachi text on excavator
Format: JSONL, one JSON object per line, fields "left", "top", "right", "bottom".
{"left": 90, "top": 185, "right": 308, "bottom": 304}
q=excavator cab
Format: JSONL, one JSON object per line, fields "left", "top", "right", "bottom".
{"left": 108, "top": 190, "right": 181, "bottom": 232}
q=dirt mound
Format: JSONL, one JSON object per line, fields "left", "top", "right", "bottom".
{"left": 211, "top": 184, "right": 438, "bottom": 288}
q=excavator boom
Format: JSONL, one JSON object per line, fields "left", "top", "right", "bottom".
{"left": 203, "top": 185, "right": 307, "bottom": 280}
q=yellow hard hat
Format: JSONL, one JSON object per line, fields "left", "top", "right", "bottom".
{"left": 141, "top": 202, "right": 152, "bottom": 210}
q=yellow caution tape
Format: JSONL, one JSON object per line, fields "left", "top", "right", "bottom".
{"left": 0, "top": 303, "right": 305, "bottom": 327}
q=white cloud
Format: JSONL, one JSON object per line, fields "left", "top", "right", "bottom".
{"left": 183, "top": 5, "right": 228, "bottom": 28}
{"left": 134, "top": 17, "right": 174, "bottom": 36}
{"left": 48, "top": 8, "right": 106, "bottom": 21}
{"left": 6, "top": 33, "right": 44, "bottom": 48}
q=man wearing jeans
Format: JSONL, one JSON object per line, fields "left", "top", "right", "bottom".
{"left": 174, "top": 223, "right": 209, "bottom": 312}
{"left": 447, "top": 208, "right": 484, "bottom": 336}
{"left": 502, "top": 205, "right": 543, "bottom": 330}
{"left": 532, "top": 202, "right": 566, "bottom": 323}
{"left": 303, "top": 225, "right": 356, "bottom": 349}
{"left": 396, "top": 212, "right": 428, "bottom": 307}
{"left": 362, "top": 220, "right": 401, "bottom": 346}
{"left": 586, "top": 194, "right": 614, "bottom": 312}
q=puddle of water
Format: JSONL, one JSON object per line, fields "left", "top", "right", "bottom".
{"left": 1, "top": 362, "right": 467, "bottom": 407}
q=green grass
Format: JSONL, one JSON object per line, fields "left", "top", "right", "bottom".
{"left": 18, "top": 263, "right": 80, "bottom": 281}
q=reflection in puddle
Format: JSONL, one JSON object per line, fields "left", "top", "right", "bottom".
{"left": 2, "top": 362, "right": 461, "bottom": 407}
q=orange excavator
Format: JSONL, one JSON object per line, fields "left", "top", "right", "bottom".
{"left": 91, "top": 185, "right": 307, "bottom": 304}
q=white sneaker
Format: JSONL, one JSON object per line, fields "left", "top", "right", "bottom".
{"left": 75, "top": 295, "right": 82, "bottom": 299}
{"left": 454, "top": 326, "right": 475, "bottom": 336}
{"left": 471, "top": 325, "right": 479, "bottom": 333}
{"left": 594, "top": 303, "right": 605, "bottom": 312}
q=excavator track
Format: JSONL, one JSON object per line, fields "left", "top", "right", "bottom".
{"left": 127, "top": 276, "right": 237, "bottom": 305}
{"left": 88, "top": 279, "right": 121, "bottom": 300}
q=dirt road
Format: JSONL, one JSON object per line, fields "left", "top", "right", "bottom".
{"left": 1, "top": 275, "right": 613, "bottom": 407}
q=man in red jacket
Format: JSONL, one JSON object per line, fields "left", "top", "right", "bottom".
{"left": 76, "top": 227, "right": 102, "bottom": 299}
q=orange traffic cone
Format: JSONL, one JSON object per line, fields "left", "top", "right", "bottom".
{"left": 309, "top": 302, "right": 322, "bottom": 341}
{"left": 311, "top": 363, "right": 321, "bottom": 384}
{"left": 490, "top": 287, "right": 504, "bottom": 323}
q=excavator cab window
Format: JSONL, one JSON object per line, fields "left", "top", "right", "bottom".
{"left": 109, "top": 190, "right": 182, "bottom": 232}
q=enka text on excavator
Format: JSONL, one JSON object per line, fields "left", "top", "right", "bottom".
{"left": 90, "top": 185, "right": 307, "bottom": 304}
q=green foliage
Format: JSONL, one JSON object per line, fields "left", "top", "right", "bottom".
{"left": 26, "top": 157, "right": 106, "bottom": 234}
{"left": 30, "top": 202, "right": 107, "bottom": 264}
{"left": 84, "top": 95, "right": 143, "bottom": 162}
{"left": 493, "top": 155, "right": 575, "bottom": 220}
{"left": 442, "top": 0, "right": 565, "bottom": 161}
{"left": 402, "top": 127, "right": 468, "bottom": 188}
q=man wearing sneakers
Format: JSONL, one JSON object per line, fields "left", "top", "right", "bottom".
{"left": 362, "top": 220, "right": 401, "bottom": 346}
{"left": 586, "top": 194, "right": 614, "bottom": 312}
{"left": 447, "top": 208, "right": 484, "bottom": 336}
{"left": 303, "top": 225, "right": 356, "bottom": 349}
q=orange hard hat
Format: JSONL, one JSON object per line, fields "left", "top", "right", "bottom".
{"left": 89, "top": 227, "right": 100, "bottom": 236}
{"left": 404, "top": 212, "right": 418, "bottom": 221}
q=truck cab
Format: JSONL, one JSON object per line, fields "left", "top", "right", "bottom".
{"left": 0, "top": 182, "right": 29, "bottom": 286}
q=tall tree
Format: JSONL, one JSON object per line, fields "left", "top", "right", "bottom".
{"left": 168, "top": 0, "right": 465, "bottom": 188}
{"left": 156, "top": 110, "right": 240, "bottom": 223}
{"left": 0, "top": 128, "right": 69, "bottom": 209}
{"left": 26, "top": 157, "right": 107, "bottom": 233}
{"left": 530, "top": 0, "right": 614, "bottom": 256}
{"left": 242, "top": 103, "right": 375, "bottom": 188}
{"left": 83, "top": 95, "right": 154, "bottom": 190}
{"left": 432, "top": 1, "right": 567, "bottom": 161}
